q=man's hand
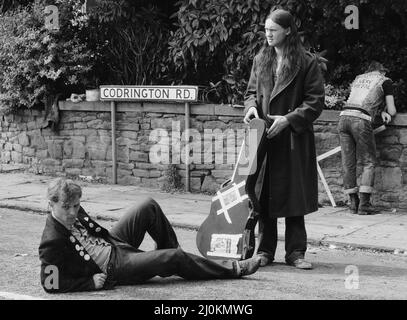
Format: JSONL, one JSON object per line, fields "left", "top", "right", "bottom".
{"left": 381, "top": 111, "right": 392, "bottom": 124}
{"left": 243, "top": 107, "right": 259, "bottom": 124}
{"left": 266, "top": 115, "right": 289, "bottom": 139}
{"left": 93, "top": 273, "right": 107, "bottom": 290}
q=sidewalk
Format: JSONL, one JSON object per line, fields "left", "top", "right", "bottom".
{"left": 0, "top": 169, "right": 406, "bottom": 254}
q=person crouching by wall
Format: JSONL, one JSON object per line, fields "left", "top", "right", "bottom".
{"left": 338, "top": 61, "right": 397, "bottom": 215}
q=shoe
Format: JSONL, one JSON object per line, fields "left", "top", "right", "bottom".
{"left": 257, "top": 255, "right": 273, "bottom": 267}
{"left": 287, "top": 258, "right": 313, "bottom": 270}
{"left": 234, "top": 257, "right": 261, "bottom": 277}
{"left": 349, "top": 193, "right": 359, "bottom": 214}
{"left": 358, "top": 193, "right": 380, "bottom": 215}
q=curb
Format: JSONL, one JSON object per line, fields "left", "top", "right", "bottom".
{"left": 2, "top": 203, "right": 405, "bottom": 255}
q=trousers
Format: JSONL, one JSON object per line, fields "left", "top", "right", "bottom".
{"left": 257, "top": 215, "right": 307, "bottom": 264}
{"left": 338, "top": 115, "right": 377, "bottom": 194}
{"left": 105, "top": 198, "right": 236, "bottom": 284}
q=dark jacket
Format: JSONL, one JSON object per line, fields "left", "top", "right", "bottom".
{"left": 244, "top": 51, "right": 325, "bottom": 217}
{"left": 38, "top": 207, "right": 116, "bottom": 293}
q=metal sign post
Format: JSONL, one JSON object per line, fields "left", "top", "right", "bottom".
{"left": 100, "top": 85, "right": 198, "bottom": 188}
{"left": 111, "top": 101, "right": 117, "bottom": 184}
{"left": 185, "top": 102, "right": 190, "bottom": 192}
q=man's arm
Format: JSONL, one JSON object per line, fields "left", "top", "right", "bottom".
{"left": 39, "top": 239, "right": 96, "bottom": 293}
{"left": 244, "top": 56, "right": 260, "bottom": 116}
{"left": 285, "top": 57, "right": 325, "bottom": 134}
{"left": 384, "top": 95, "right": 397, "bottom": 116}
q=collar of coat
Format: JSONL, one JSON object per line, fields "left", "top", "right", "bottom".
{"left": 269, "top": 62, "right": 301, "bottom": 104}
{"left": 47, "top": 207, "right": 109, "bottom": 264}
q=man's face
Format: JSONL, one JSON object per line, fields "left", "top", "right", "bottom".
{"left": 51, "top": 196, "right": 81, "bottom": 228}
{"left": 265, "top": 18, "right": 290, "bottom": 48}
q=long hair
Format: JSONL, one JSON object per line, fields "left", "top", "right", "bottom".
{"left": 258, "top": 9, "right": 306, "bottom": 84}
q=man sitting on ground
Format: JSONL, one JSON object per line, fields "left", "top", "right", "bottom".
{"left": 39, "top": 178, "right": 261, "bottom": 293}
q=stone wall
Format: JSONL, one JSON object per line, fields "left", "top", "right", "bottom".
{"left": 1, "top": 102, "right": 407, "bottom": 211}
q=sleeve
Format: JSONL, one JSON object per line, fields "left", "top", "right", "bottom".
{"left": 382, "top": 79, "right": 394, "bottom": 96}
{"left": 244, "top": 56, "right": 259, "bottom": 116}
{"left": 39, "top": 239, "right": 96, "bottom": 293}
{"left": 285, "top": 57, "right": 325, "bottom": 134}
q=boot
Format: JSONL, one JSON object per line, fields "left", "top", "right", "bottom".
{"left": 349, "top": 193, "right": 360, "bottom": 214}
{"left": 358, "top": 193, "right": 380, "bottom": 215}
{"left": 233, "top": 257, "right": 261, "bottom": 277}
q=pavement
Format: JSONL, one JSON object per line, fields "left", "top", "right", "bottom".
{"left": 0, "top": 166, "right": 406, "bottom": 254}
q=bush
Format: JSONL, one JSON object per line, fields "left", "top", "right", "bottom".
{"left": 0, "top": 0, "right": 97, "bottom": 113}
{"left": 324, "top": 84, "right": 350, "bottom": 110}
{"left": 167, "top": 0, "right": 274, "bottom": 104}
{"left": 166, "top": 0, "right": 407, "bottom": 110}
{"left": 87, "top": 0, "right": 171, "bottom": 86}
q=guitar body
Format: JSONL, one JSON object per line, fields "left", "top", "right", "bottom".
{"left": 196, "top": 118, "right": 268, "bottom": 261}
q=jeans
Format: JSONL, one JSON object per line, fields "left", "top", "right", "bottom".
{"left": 338, "top": 115, "right": 377, "bottom": 194}
{"left": 105, "top": 197, "right": 237, "bottom": 285}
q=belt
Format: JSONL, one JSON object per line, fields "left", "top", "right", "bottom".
{"left": 340, "top": 110, "right": 372, "bottom": 122}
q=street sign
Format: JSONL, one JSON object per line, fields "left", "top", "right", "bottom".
{"left": 99, "top": 85, "right": 198, "bottom": 191}
{"left": 100, "top": 85, "right": 198, "bottom": 102}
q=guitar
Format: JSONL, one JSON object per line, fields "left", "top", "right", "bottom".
{"left": 196, "top": 118, "right": 268, "bottom": 261}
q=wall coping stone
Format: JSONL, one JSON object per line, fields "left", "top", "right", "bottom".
{"left": 59, "top": 101, "right": 407, "bottom": 127}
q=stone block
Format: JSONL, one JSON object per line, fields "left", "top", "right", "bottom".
{"left": 65, "top": 168, "right": 82, "bottom": 176}
{"left": 1, "top": 151, "right": 11, "bottom": 163}
{"left": 399, "top": 129, "right": 407, "bottom": 145}
{"left": 117, "top": 176, "right": 141, "bottom": 185}
{"left": 16, "top": 123, "right": 27, "bottom": 131}
{"left": 22, "top": 147, "right": 35, "bottom": 157}
{"left": 117, "top": 123, "right": 141, "bottom": 131}
{"left": 116, "top": 137, "right": 131, "bottom": 146}
{"left": 91, "top": 160, "right": 111, "bottom": 168}
{"left": 151, "top": 118, "right": 175, "bottom": 130}
{"left": 379, "top": 145, "right": 402, "bottom": 162}
{"left": 83, "top": 115, "right": 97, "bottom": 122}
{"left": 27, "top": 121, "right": 37, "bottom": 130}
{"left": 41, "top": 159, "right": 62, "bottom": 166}
{"left": 74, "top": 122, "right": 88, "bottom": 129}
{"left": 191, "top": 170, "right": 209, "bottom": 177}
{"left": 149, "top": 170, "right": 162, "bottom": 178}
{"left": 132, "top": 169, "right": 150, "bottom": 178}
{"left": 145, "top": 113, "right": 163, "bottom": 118}
{"left": 211, "top": 169, "right": 232, "bottom": 179}
{"left": 30, "top": 134, "right": 46, "bottom": 149}
{"left": 4, "top": 142, "right": 12, "bottom": 151}
{"left": 87, "top": 119, "right": 111, "bottom": 130}
{"left": 120, "top": 131, "right": 139, "bottom": 140}
{"left": 376, "top": 135, "right": 399, "bottom": 145}
{"left": 203, "top": 121, "right": 227, "bottom": 130}
{"left": 118, "top": 162, "right": 135, "bottom": 170}
{"left": 36, "top": 150, "right": 48, "bottom": 159}
{"left": 62, "top": 159, "right": 84, "bottom": 168}
{"left": 88, "top": 144, "right": 107, "bottom": 161}
{"left": 18, "top": 133, "right": 30, "bottom": 146}
{"left": 190, "top": 177, "right": 202, "bottom": 192}
{"left": 12, "top": 144, "right": 23, "bottom": 153}
{"left": 201, "top": 175, "right": 219, "bottom": 194}
{"left": 218, "top": 116, "right": 239, "bottom": 122}
{"left": 136, "top": 162, "right": 167, "bottom": 170}
{"left": 140, "top": 178, "right": 160, "bottom": 188}
{"left": 129, "top": 151, "right": 149, "bottom": 162}
{"left": 63, "top": 123, "right": 74, "bottom": 130}
{"left": 106, "top": 146, "right": 129, "bottom": 163}
{"left": 375, "top": 167, "right": 402, "bottom": 191}
{"left": 47, "top": 141, "right": 64, "bottom": 159}
{"left": 117, "top": 169, "right": 132, "bottom": 178}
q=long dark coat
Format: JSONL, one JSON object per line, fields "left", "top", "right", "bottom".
{"left": 244, "top": 51, "right": 325, "bottom": 218}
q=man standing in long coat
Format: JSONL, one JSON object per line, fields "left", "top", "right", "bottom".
{"left": 243, "top": 9, "right": 325, "bottom": 269}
